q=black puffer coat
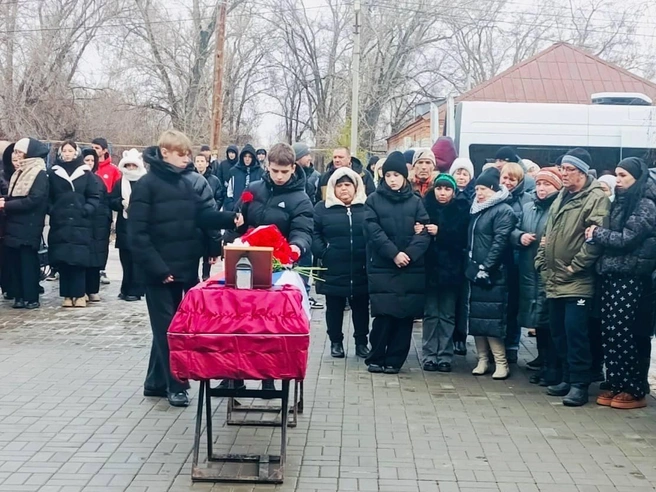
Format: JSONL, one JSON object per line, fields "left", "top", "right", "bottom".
{"left": 364, "top": 181, "right": 430, "bottom": 319}
{"left": 213, "top": 144, "right": 239, "bottom": 186}
{"left": 129, "top": 147, "right": 233, "bottom": 285}
{"left": 48, "top": 155, "right": 101, "bottom": 267}
{"left": 312, "top": 168, "right": 368, "bottom": 297}
{"left": 202, "top": 169, "right": 224, "bottom": 210}
{"left": 507, "top": 180, "right": 532, "bottom": 223}
{"left": 423, "top": 189, "right": 469, "bottom": 287}
{"left": 224, "top": 145, "right": 264, "bottom": 211}
{"left": 2, "top": 139, "right": 49, "bottom": 250}
{"left": 83, "top": 149, "right": 113, "bottom": 269}
{"left": 511, "top": 192, "right": 558, "bottom": 329}
{"left": 464, "top": 188, "right": 517, "bottom": 338}
{"left": 594, "top": 165, "right": 656, "bottom": 277}
{"left": 237, "top": 164, "right": 314, "bottom": 254}
{"left": 455, "top": 180, "right": 475, "bottom": 205}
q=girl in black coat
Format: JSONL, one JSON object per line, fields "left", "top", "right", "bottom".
{"left": 48, "top": 141, "right": 100, "bottom": 308}
{"left": 109, "top": 149, "right": 147, "bottom": 301}
{"left": 465, "top": 168, "right": 516, "bottom": 380}
{"left": 0, "top": 138, "right": 49, "bottom": 309}
{"left": 363, "top": 152, "right": 430, "bottom": 374}
{"left": 588, "top": 157, "right": 656, "bottom": 409}
{"left": 420, "top": 174, "right": 469, "bottom": 373}
{"left": 313, "top": 167, "right": 369, "bottom": 359}
{"left": 82, "top": 149, "right": 112, "bottom": 303}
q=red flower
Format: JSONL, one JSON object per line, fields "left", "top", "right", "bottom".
{"left": 241, "top": 191, "right": 254, "bottom": 204}
{"left": 241, "top": 225, "right": 299, "bottom": 265}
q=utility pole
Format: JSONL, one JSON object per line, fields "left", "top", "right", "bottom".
{"left": 350, "top": 0, "right": 361, "bottom": 153}
{"left": 210, "top": 0, "right": 228, "bottom": 149}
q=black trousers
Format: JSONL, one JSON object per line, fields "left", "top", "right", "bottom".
{"left": 365, "top": 315, "right": 414, "bottom": 369}
{"left": 119, "top": 249, "right": 143, "bottom": 297}
{"left": 549, "top": 297, "right": 592, "bottom": 386}
{"left": 86, "top": 267, "right": 101, "bottom": 295}
{"left": 453, "top": 285, "right": 467, "bottom": 343}
{"left": 325, "top": 294, "right": 370, "bottom": 345}
{"left": 202, "top": 255, "right": 212, "bottom": 280}
{"left": 59, "top": 264, "right": 86, "bottom": 298}
{"left": 144, "top": 282, "right": 195, "bottom": 394}
{"left": 5, "top": 245, "right": 40, "bottom": 303}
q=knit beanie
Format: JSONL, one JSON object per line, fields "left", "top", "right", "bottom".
{"left": 382, "top": 151, "right": 408, "bottom": 179}
{"left": 433, "top": 173, "right": 457, "bottom": 190}
{"left": 562, "top": 148, "right": 592, "bottom": 174}
{"left": 292, "top": 142, "right": 310, "bottom": 161}
{"left": 412, "top": 147, "right": 436, "bottom": 168}
{"left": 200, "top": 145, "right": 210, "bottom": 152}
{"left": 91, "top": 137, "right": 108, "bottom": 150}
{"left": 14, "top": 138, "right": 30, "bottom": 155}
{"left": 431, "top": 136, "right": 457, "bottom": 172}
{"left": 475, "top": 167, "right": 501, "bottom": 192}
{"left": 495, "top": 146, "right": 520, "bottom": 163}
{"left": 617, "top": 157, "right": 645, "bottom": 181}
{"left": 403, "top": 149, "right": 415, "bottom": 165}
{"left": 598, "top": 175, "right": 617, "bottom": 195}
{"left": 449, "top": 157, "right": 474, "bottom": 179}
{"left": 522, "top": 159, "right": 540, "bottom": 175}
{"left": 535, "top": 166, "right": 563, "bottom": 190}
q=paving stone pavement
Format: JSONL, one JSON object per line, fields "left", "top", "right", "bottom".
{"left": 2, "top": 248, "right": 656, "bottom": 492}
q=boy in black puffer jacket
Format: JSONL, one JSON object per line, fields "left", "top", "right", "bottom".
{"left": 224, "top": 144, "right": 264, "bottom": 211}
{"left": 363, "top": 151, "right": 430, "bottom": 374}
{"left": 129, "top": 130, "right": 242, "bottom": 408}
{"left": 420, "top": 173, "right": 469, "bottom": 373}
{"left": 194, "top": 153, "right": 224, "bottom": 280}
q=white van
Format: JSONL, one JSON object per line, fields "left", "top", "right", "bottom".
{"left": 453, "top": 95, "right": 656, "bottom": 174}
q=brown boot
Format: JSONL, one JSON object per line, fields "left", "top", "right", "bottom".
{"left": 596, "top": 390, "right": 615, "bottom": 407}
{"left": 62, "top": 297, "right": 73, "bottom": 308}
{"left": 610, "top": 392, "right": 647, "bottom": 410}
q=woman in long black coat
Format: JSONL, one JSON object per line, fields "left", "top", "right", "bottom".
{"left": 363, "top": 152, "right": 430, "bottom": 374}
{"left": 108, "top": 149, "right": 147, "bottom": 301}
{"left": 588, "top": 157, "right": 656, "bottom": 410}
{"left": 465, "top": 167, "right": 516, "bottom": 380}
{"left": 313, "top": 167, "right": 369, "bottom": 359}
{"left": 1, "top": 138, "right": 49, "bottom": 309}
{"left": 48, "top": 141, "right": 100, "bottom": 308}
{"left": 82, "top": 148, "right": 112, "bottom": 303}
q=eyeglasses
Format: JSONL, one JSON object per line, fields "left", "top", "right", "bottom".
{"left": 560, "top": 165, "right": 579, "bottom": 174}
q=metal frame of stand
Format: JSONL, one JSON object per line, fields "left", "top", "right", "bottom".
{"left": 224, "top": 380, "right": 304, "bottom": 427}
{"left": 192, "top": 379, "right": 290, "bottom": 483}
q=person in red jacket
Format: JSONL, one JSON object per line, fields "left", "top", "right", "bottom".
{"left": 91, "top": 137, "right": 122, "bottom": 285}
{"left": 91, "top": 138, "right": 122, "bottom": 193}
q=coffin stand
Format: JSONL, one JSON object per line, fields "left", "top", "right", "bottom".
{"left": 168, "top": 283, "right": 310, "bottom": 483}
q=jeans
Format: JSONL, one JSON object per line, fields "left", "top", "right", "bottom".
{"left": 365, "top": 315, "right": 414, "bottom": 368}
{"left": 549, "top": 297, "right": 592, "bottom": 386}
{"left": 422, "top": 286, "right": 457, "bottom": 364}
{"left": 144, "top": 282, "right": 195, "bottom": 394}
{"left": 325, "top": 294, "right": 370, "bottom": 345}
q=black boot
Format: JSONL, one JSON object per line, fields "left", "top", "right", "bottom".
{"left": 355, "top": 344, "right": 370, "bottom": 358}
{"left": 563, "top": 384, "right": 589, "bottom": 407}
{"left": 214, "top": 379, "right": 246, "bottom": 391}
{"left": 547, "top": 382, "right": 571, "bottom": 396}
{"left": 506, "top": 349, "right": 518, "bottom": 364}
{"left": 454, "top": 341, "right": 467, "bottom": 356}
{"left": 331, "top": 342, "right": 345, "bottom": 358}
{"left": 261, "top": 379, "right": 276, "bottom": 399}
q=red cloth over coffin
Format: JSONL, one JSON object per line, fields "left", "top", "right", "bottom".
{"left": 168, "top": 283, "right": 310, "bottom": 381}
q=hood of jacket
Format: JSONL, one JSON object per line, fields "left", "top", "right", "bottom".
{"left": 143, "top": 146, "right": 188, "bottom": 179}
{"left": 262, "top": 161, "right": 307, "bottom": 194}
{"left": 226, "top": 144, "right": 239, "bottom": 164}
{"left": 471, "top": 187, "right": 511, "bottom": 215}
{"left": 235, "top": 144, "right": 261, "bottom": 172}
{"left": 82, "top": 148, "right": 99, "bottom": 173}
{"left": 118, "top": 148, "right": 147, "bottom": 182}
{"left": 325, "top": 167, "right": 367, "bottom": 208}
{"left": 3, "top": 138, "right": 49, "bottom": 181}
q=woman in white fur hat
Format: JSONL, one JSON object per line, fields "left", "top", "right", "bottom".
{"left": 108, "top": 149, "right": 147, "bottom": 301}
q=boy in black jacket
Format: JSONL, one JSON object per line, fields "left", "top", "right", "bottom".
{"left": 129, "top": 130, "right": 242, "bottom": 408}
{"left": 194, "top": 153, "right": 224, "bottom": 280}
{"left": 219, "top": 142, "right": 313, "bottom": 391}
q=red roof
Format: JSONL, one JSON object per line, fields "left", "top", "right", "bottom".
{"left": 458, "top": 42, "right": 656, "bottom": 104}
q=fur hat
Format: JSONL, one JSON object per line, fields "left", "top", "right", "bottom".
{"left": 118, "top": 148, "right": 147, "bottom": 181}
{"left": 412, "top": 147, "right": 436, "bottom": 168}
{"left": 382, "top": 151, "right": 408, "bottom": 179}
{"left": 535, "top": 166, "right": 563, "bottom": 190}
{"left": 449, "top": 157, "right": 474, "bottom": 179}
{"left": 475, "top": 167, "right": 501, "bottom": 192}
